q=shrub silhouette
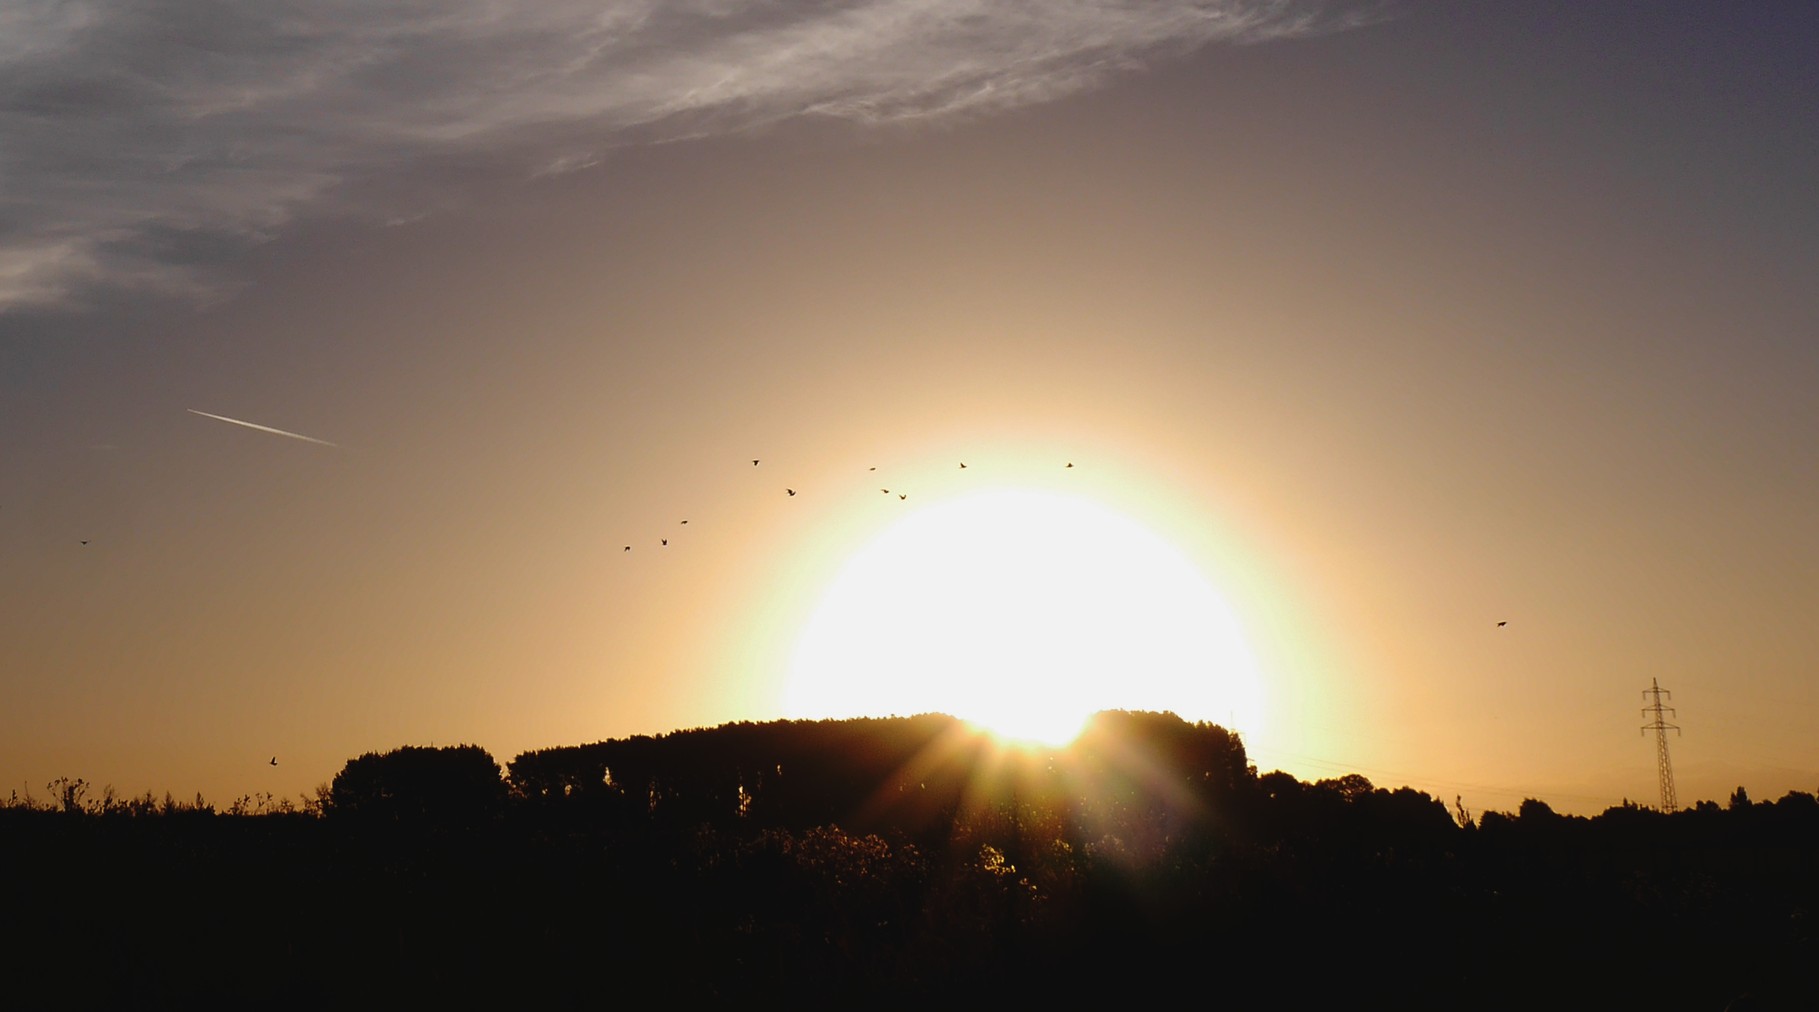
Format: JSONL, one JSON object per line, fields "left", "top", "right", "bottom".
{"left": 13, "top": 715, "right": 1819, "bottom": 1007}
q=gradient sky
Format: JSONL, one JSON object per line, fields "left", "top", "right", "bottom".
{"left": 4, "top": 1, "right": 1815, "bottom": 816}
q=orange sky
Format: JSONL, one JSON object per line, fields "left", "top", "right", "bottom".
{"left": 3, "top": 3, "right": 1815, "bottom": 815}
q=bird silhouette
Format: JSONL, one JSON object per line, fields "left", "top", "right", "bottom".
{"left": 661, "top": 539, "right": 669, "bottom": 546}
{"left": 80, "top": 540, "right": 89, "bottom": 545}
{"left": 899, "top": 493, "right": 907, "bottom": 500}
{"left": 869, "top": 466, "right": 877, "bottom": 471}
{"left": 1497, "top": 621, "right": 1508, "bottom": 627}
{"left": 680, "top": 520, "right": 688, "bottom": 525}
{"left": 787, "top": 489, "right": 796, "bottom": 496}
{"left": 880, "top": 488, "right": 890, "bottom": 494}
{"left": 959, "top": 462, "right": 966, "bottom": 469}
{"left": 623, "top": 546, "right": 631, "bottom": 552}
{"left": 752, "top": 459, "right": 760, "bottom": 466}
{"left": 269, "top": 757, "right": 278, "bottom": 766}
{"left": 1065, "top": 462, "right": 1073, "bottom": 468}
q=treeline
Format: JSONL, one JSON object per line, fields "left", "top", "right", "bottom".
{"left": 5, "top": 712, "right": 1816, "bottom": 1009}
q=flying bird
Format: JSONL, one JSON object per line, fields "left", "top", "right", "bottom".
{"left": 624, "top": 546, "right": 631, "bottom": 552}
{"left": 880, "top": 489, "right": 890, "bottom": 494}
{"left": 1497, "top": 621, "right": 1508, "bottom": 628}
{"left": 680, "top": 520, "right": 688, "bottom": 525}
{"left": 188, "top": 409, "right": 337, "bottom": 447}
{"left": 752, "top": 459, "right": 760, "bottom": 466}
{"left": 269, "top": 757, "right": 278, "bottom": 766}
{"left": 661, "top": 539, "right": 669, "bottom": 546}
{"left": 899, "top": 493, "right": 907, "bottom": 500}
{"left": 80, "top": 540, "right": 89, "bottom": 545}
{"left": 959, "top": 463, "right": 966, "bottom": 469}
{"left": 787, "top": 489, "right": 796, "bottom": 496}
{"left": 1065, "top": 462, "right": 1073, "bottom": 468}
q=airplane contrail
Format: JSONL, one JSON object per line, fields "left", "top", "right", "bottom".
{"left": 188, "top": 409, "right": 337, "bottom": 447}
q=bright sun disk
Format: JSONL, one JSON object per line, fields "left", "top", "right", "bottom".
{"left": 784, "top": 488, "right": 1263, "bottom": 745}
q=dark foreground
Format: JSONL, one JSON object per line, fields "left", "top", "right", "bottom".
{"left": 6, "top": 713, "right": 1815, "bottom": 1009}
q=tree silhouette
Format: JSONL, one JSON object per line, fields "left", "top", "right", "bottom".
{"left": 329, "top": 744, "right": 506, "bottom": 826}
{"left": 9, "top": 717, "right": 1819, "bottom": 1007}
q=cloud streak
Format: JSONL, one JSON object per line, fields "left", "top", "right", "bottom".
{"left": 1, "top": 1, "right": 1375, "bottom": 311}
{"left": 188, "top": 409, "right": 338, "bottom": 446}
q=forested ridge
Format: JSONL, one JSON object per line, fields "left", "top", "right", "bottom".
{"left": 6, "top": 712, "right": 1815, "bottom": 1009}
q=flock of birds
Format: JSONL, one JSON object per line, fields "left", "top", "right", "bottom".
{"left": 60, "top": 439, "right": 1514, "bottom": 637}
{"left": 55, "top": 411, "right": 1522, "bottom": 775}
{"left": 619, "top": 458, "right": 1076, "bottom": 554}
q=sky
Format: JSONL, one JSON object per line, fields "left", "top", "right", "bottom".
{"left": 3, "top": 1, "right": 1815, "bottom": 817}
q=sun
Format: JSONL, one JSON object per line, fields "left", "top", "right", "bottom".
{"left": 783, "top": 488, "right": 1263, "bottom": 746}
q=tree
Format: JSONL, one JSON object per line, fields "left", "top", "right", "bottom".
{"left": 1315, "top": 773, "right": 1375, "bottom": 802}
{"left": 1516, "top": 798, "right": 1560, "bottom": 822}
{"left": 328, "top": 744, "right": 507, "bottom": 826}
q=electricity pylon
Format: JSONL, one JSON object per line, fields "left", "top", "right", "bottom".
{"left": 1640, "top": 678, "right": 1680, "bottom": 813}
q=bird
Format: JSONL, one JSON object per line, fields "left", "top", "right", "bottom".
{"left": 623, "top": 546, "right": 631, "bottom": 552}
{"left": 661, "top": 539, "right": 669, "bottom": 546}
{"left": 680, "top": 520, "right": 688, "bottom": 525}
{"left": 752, "top": 459, "right": 760, "bottom": 466}
{"left": 80, "top": 540, "right": 89, "bottom": 545}
{"left": 1496, "top": 621, "right": 1508, "bottom": 628}
{"left": 898, "top": 493, "right": 907, "bottom": 500}
{"left": 959, "top": 462, "right": 967, "bottom": 469}
{"left": 787, "top": 489, "right": 796, "bottom": 496}
{"left": 1065, "top": 462, "right": 1073, "bottom": 468}
{"left": 269, "top": 757, "right": 278, "bottom": 766}
{"left": 869, "top": 467, "right": 877, "bottom": 471}
{"left": 880, "top": 488, "right": 890, "bottom": 494}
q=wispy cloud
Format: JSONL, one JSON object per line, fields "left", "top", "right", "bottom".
{"left": 188, "top": 408, "right": 337, "bottom": 446}
{"left": 1, "top": 1, "right": 1375, "bottom": 311}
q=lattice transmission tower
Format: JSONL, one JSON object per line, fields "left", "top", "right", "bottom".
{"left": 1640, "top": 678, "right": 1680, "bottom": 813}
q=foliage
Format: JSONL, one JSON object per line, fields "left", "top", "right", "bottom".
{"left": 11, "top": 715, "right": 1819, "bottom": 1008}
{"left": 329, "top": 743, "right": 507, "bottom": 825}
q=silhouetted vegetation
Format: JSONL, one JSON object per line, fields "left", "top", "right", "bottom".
{"left": 6, "top": 714, "right": 1816, "bottom": 1009}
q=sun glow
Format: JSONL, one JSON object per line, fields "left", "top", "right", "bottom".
{"left": 784, "top": 488, "right": 1263, "bottom": 745}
